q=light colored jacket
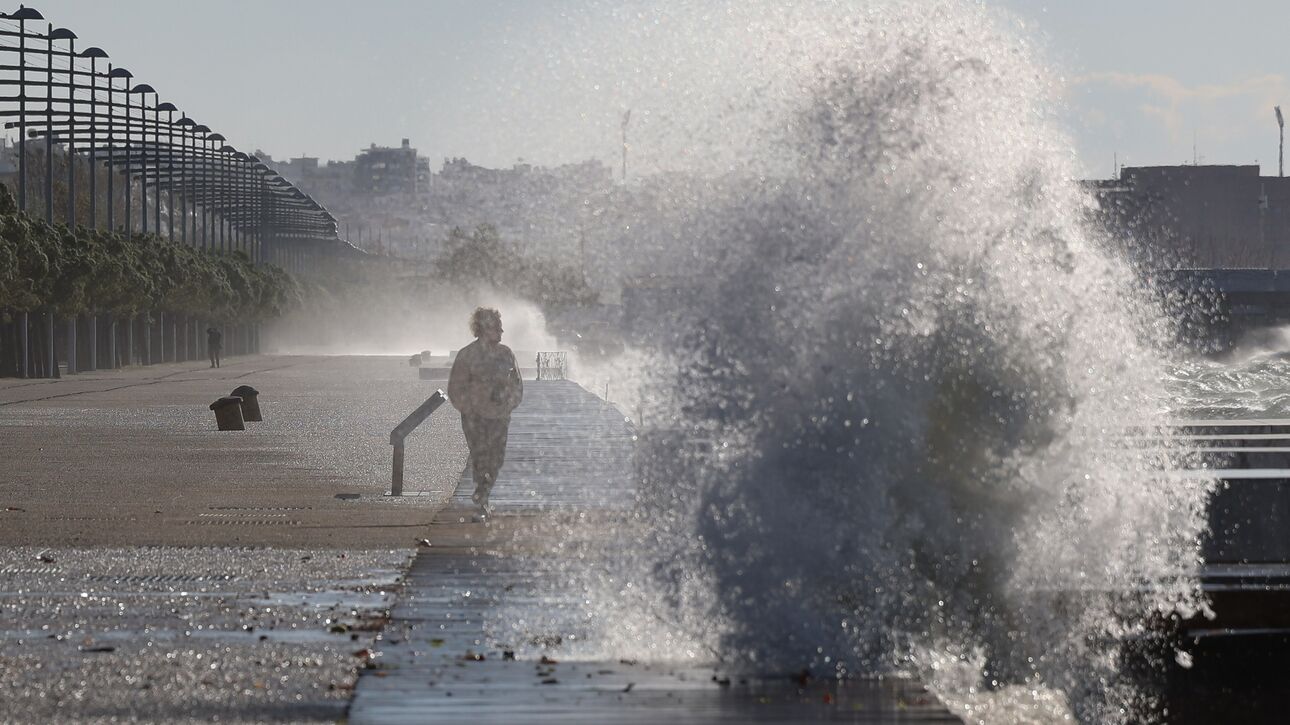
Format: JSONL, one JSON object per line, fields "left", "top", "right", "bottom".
{"left": 447, "top": 339, "right": 523, "bottom": 419}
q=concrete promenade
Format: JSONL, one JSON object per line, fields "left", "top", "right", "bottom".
{"left": 0, "top": 357, "right": 957, "bottom": 722}
{"left": 0, "top": 355, "right": 465, "bottom": 722}
{"left": 0, "top": 354, "right": 466, "bottom": 547}
{"left": 348, "top": 380, "right": 960, "bottom": 724}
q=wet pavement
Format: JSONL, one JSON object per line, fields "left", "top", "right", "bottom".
{"left": 0, "top": 546, "right": 406, "bottom": 724}
{"left": 1, "top": 360, "right": 959, "bottom": 722}
{"left": 0, "top": 355, "right": 462, "bottom": 722}
{"left": 349, "top": 381, "right": 960, "bottom": 723}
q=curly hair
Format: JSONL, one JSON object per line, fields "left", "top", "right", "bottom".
{"left": 469, "top": 307, "right": 502, "bottom": 337}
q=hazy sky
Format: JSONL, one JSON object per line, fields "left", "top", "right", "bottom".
{"left": 30, "top": 1, "right": 1290, "bottom": 178}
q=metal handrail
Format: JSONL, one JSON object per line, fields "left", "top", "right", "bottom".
{"left": 388, "top": 389, "right": 447, "bottom": 496}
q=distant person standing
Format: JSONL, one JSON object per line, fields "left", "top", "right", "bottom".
{"left": 207, "top": 326, "right": 223, "bottom": 368}
{"left": 448, "top": 307, "right": 524, "bottom": 521}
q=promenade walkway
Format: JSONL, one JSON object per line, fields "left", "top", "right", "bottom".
{"left": 348, "top": 380, "right": 959, "bottom": 724}
{"left": 0, "top": 355, "right": 467, "bottom": 722}
{"left": 0, "top": 354, "right": 466, "bottom": 548}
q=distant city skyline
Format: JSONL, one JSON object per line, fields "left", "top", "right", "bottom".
{"left": 23, "top": 1, "right": 1290, "bottom": 179}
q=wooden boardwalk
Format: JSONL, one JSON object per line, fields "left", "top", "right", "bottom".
{"left": 348, "top": 380, "right": 959, "bottom": 724}
{"left": 449, "top": 379, "right": 637, "bottom": 511}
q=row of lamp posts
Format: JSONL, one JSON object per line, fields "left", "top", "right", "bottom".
{"left": 0, "top": 5, "right": 343, "bottom": 378}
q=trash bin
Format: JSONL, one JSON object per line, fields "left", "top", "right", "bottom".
{"left": 230, "top": 385, "right": 261, "bottom": 422}
{"left": 210, "top": 396, "right": 245, "bottom": 431}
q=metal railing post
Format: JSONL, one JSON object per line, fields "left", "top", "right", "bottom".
{"left": 391, "top": 442, "right": 406, "bottom": 496}
{"left": 388, "top": 390, "right": 447, "bottom": 497}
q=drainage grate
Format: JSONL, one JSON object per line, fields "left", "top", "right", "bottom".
{"left": 207, "top": 506, "right": 312, "bottom": 511}
{"left": 187, "top": 519, "right": 302, "bottom": 526}
{"left": 40, "top": 516, "right": 134, "bottom": 522}
{"left": 0, "top": 566, "right": 61, "bottom": 576}
{"left": 85, "top": 574, "right": 236, "bottom": 584}
{"left": 198, "top": 513, "right": 290, "bottom": 518}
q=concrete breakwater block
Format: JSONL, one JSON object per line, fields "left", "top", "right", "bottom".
{"left": 209, "top": 396, "right": 245, "bottom": 431}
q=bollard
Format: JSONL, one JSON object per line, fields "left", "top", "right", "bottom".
{"left": 408, "top": 354, "right": 422, "bottom": 367}
{"left": 230, "top": 385, "right": 262, "bottom": 422}
{"left": 209, "top": 396, "right": 245, "bottom": 431}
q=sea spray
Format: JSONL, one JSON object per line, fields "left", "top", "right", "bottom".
{"left": 506, "top": 2, "right": 1213, "bottom": 721}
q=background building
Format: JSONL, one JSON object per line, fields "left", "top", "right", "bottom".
{"left": 1089, "top": 165, "right": 1290, "bottom": 270}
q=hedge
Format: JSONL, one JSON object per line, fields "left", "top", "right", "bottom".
{"left": 0, "top": 184, "right": 300, "bottom": 323}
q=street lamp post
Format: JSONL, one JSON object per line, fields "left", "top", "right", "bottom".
{"left": 106, "top": 65, "right": 130, "bottom": 234}
{"left": 194, "top": 125, "right": 212, "bottom": 251}
{"left": 233, "top": 150, "right": 248, "bottom": 254}
{"left": 48, "top": 27, "right": 77, "bottom": 375}
{"left": 128, "top": 83, "right": 155, "bottom": 363}
{"left": 176, "top": 115, "right": 193, "bottom": 246}
{"left": 50, "top": 27, "right": 77, "bottom": 227}
{"left": 80, "top": 47, "right": 106, "bottom": 230}
{"left": 157, "top": 102, "right": 176, "bottom": 242}
{"left": 43, "top": 22, "right": 53, "bottom": 226}
{"left": 79, "top": 46, "right": 107, "bottom": 371}
{"left": 13, "top": 6, "right": 43, "bottom": 216}
{"left": 207, "top": 132, "right": 225, "bottom": 252}
{"left": 151, "top": 97, "right": 164, "bottom": 237}
{"left": 10, "top": 6, "right": 44, "bottom": 379}
{"left": 129, "top": 83, "right": 154, "bottom": 235}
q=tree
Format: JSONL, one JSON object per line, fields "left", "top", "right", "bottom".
{"left": 432, "top": 223, "right": 598, "bottom": 310}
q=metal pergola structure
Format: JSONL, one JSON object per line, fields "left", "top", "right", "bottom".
{"left": 0, "top": 6, "right": 341, "bottom": 257}
{"left": 0, "top": 5, "right": 357, "bottom": 377}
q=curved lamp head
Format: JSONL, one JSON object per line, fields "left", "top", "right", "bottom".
{"left": 176, "top": 116, "right": 195, "bottom": 126}
{"left": 207, "top": 132, "right": 225, "bottom": 142}
{"left": 192, "top": 124, "right": 211, "bottom": 133}
{"left": 108, "top": 67, "right": 133, "bottom": 79}
{"left": 220, "top": 145, "right": 237, "bottom": 154}
{"left": 48, "top": 27, "right": 77, "bottom": 41}
{"left": 156, "top": 102, "right": 178, "bottom": 112}
{"left": 79, "top": 46, "right": 108, "bottom": 59}
{"left": 128, "top": 83, "right": 155, "bottom": 94}
{"left": 7, "top": 7, "right": 45, "bottom": 21}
